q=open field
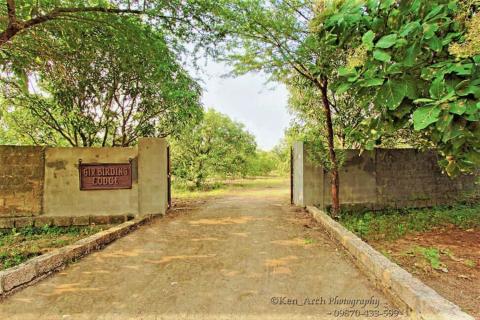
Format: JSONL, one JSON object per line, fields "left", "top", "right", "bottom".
{"left": 172, "top": 176, "right": 289, "bottom": 199}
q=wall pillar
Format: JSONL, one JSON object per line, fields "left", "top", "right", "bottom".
{"left": 138, "top": 138, "right": 168, "bottom": 216}
{"left": 292, "top": 141, "right": 324, "bottom": 207}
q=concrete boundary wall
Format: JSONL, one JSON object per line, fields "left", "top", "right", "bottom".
{"left": 0, "top": 138, "right": 168, "bottom": 225}
{"left": 306, "top": 206, "right": 474, "bottom": 320}
{"left": 0, "top": 146, "right": 45, "bottom": 217}
{"left": 293, "top": 141, "right": 478, "bottom": 209}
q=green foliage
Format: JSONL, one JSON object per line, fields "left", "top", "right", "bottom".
{"left": 341, "top": 203, "right": 480, "bottom": 241}
{"left": 416, "top": 246, "right": 443, "bottom": 270}
{"left": 170, "top": 109, "right": 258, "bottom": 188}
{"left": 1, "top": 17, "right": 202, "bottom": 146}
{"left": 219, "top": 0, "right": 431, "bottom": 184}
{"left": 245, "top": 150, "right": 281, "bottom": 177}
{"left": 325, "top": 0, "right": 480, "bottom": 175}
{"left": 287, "top": 74, "right": 366, "bottom": 152}
{"left": 262, "top": 139, "right": 292, "bottom": 176}
{"left": 217, "top": 1, "right": 348, "bottom": 214}
{"left": 0, "top": 0, "right": 225, "bottom": 53}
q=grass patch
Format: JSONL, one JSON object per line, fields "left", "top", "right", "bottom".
{"left": 172, "top": 176, "right": 288, "bottom": 199}
{"left": 340, "top": 203, "right": 480, "bottom": 241}
{"left": 464, "top": 259, "right": 476, "bottom": 268}
{"left": 416, "top": 246, "right": 443, "bottom": 270}
{"left": 304, "top": 238, "right": 315, "bottom": 245}
{"left": 0, "top": 225, "right": 103, "bottom": 270}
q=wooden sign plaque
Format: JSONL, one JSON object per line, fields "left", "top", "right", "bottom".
{"left": 79, "top": 162, "right": 132, "bottom": 190}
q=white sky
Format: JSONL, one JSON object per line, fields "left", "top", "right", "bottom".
{"left": 193, "top": 61, "right": 291, "bottom": 151}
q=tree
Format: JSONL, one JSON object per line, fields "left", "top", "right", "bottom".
{"left": 1, "top": 18, "right": 202, "bottom": 147}
{"left": 171, "top": 109, "right": 257, "bottom": 188}
{"left": 325, "top": 0, "right": 480, "bottom": 176}
{"left": 287, "top": 72, "right": 430, "bottom": 154}
{"left": 216, "top": 0, "right": 353, "bottom": 215}
{"left": 271, "top": 139, "right": 292, "bottom": 175}
{"left": 287, "top": 74, "right": 366, "bottom": 149}
{"left": 0, "top": 0, "right": 222, "bottom": 48}
{"left": 245, "top": 150, "right": 280, "bottom": 177}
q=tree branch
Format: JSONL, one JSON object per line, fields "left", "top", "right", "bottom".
{"left": 6, "top": 0, "right": 16, "bottom": 25}
{"left": 0, "top": 6, "right": 145, "bottom": 47}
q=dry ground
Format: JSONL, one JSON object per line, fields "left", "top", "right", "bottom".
{"left": 371, "top": 226, "right": 480, "bottom": 319}
{"left": 0, "top": 178, "right": 404, "bottom": 319}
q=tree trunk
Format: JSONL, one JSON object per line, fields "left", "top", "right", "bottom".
{"left": 2, "top": 0, "right": 20, "bottom": 47}
{"left": 0, "top": 27, "right": 17, "bottom": 47}
{"left": 318, "top": 78, "right": 340, "bottom": 217}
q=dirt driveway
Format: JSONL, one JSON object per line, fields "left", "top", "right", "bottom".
{"left": 0, "top": 181, "right": 405, "bottom": 319}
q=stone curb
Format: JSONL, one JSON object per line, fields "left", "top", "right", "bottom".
{"left": 0, "top": 214, "right": 157, "bottom": 298}
{"left": 306, "top": 206, "right": 474, "bottom": 320}
{"left": 0, "top": 214, "right": 136, "bottom": 230}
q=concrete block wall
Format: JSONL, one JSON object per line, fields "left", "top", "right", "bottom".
{"left": 293, "top": 142, "right": 478, "bottom": 210}
{"left": 43, "top": 146, "right": 139, "bottom": 216}
{"left": 0, "top": 138, "right": 168, "bottom": 226}
{"left": 0, "top": 146, "right": 44, "bottom": 217}
{"left": 322, "top": 150, "right": 377, "bottom": 208}
{"left": 375, "top": 149, "right": 477, "bottom": 209}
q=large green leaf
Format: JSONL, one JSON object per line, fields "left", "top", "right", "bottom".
{"left": 380, "top": 0, "right": 395, "bottom": 10}
{"left": 424, "top": 5, "right": 444, "bottom": 21}
{"left": 373, "top": 49, "right": 391, "bottom": 62}
{"left": 436, "top": 112, "right": 453, "bottom": 131}
{"left": 375, "top": 34, "right": 397, "bottom": 48}
{"left": 375, "top": 79, "right": 415, "bottom": 110}
{"left": 413, "top": 105, "right": 441, "bottom": 130}
{"left": 430, "top": 77, "right": 446, "bottom": 99}
{"left": 399, "top": 21, "right": 421, "bottom": 37}
{"left": 336, "top": 82, "right": 352, "bottom": 95}
{"left": 427, "top": 35, "right": 442, "bottom": 52}
{"left": 465, "top": 113, "right": 480, "bottom": 121}
{"left": 404, "top": 44, "right": 419, "bottom": 67}
{"left": 410, "top": 0, "right": 421, "bottom": 13}
{"left": 360, "top": 78, "right": 385, "bottom": 87}
{"left": 362, "top": 30, "right": 375, "bottom": 50}
{"left": 449, "top": 63, "right": 473, "bottom": 76}
{"left": 442, "top": 122, "right": 465, "bottom": 143}
{"left": 387, "top": 63, "right": 404, "bottom": 74}
{"left": 457, "top": 85, "right": 480, "bottom": 98}
{"left": 449, "top": 100, "right": 467, "bottom": 115}
{"left": 422, "top": 23, "right": 439, "bottom": 39}
{"left": 465, "top": 101, "right": 479, "bottom": 115}
{"left": 338, "top": 67, "right": 357, "bottom": 77}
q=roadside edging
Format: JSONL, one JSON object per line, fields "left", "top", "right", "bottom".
{"left": 0, "top": 214, "right": 158, "bottom": 298}
{"left": 306, "top": 206, "right": 474, "bottom": 320}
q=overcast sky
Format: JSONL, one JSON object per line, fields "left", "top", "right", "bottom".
{"left": 193, "top": 61, "right": 291, "bottom": 151}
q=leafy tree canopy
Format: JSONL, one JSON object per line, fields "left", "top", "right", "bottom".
{"left": 1, "top": 17, "right": 202, "bottom": 146}
{"left": 0, "top": 0, "right": 224, "bottom": 50}
{"left": 323, "top": 0, "right": 480, "bottom": 175}
{"left": 170, "top": 109, "right": 258, "bottom": 188}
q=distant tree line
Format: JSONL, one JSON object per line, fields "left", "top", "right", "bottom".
{"left": 170, "top": 109, "right": 285, "bottom": 189}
